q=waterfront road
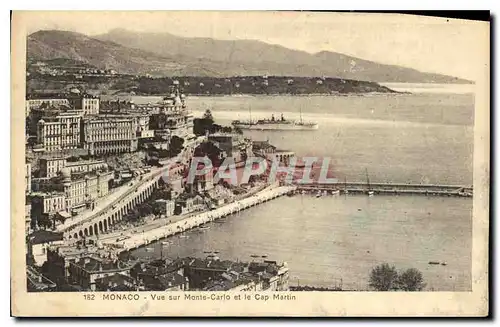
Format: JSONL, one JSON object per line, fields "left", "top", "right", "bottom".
{"left": 98, "top": 184, "right": 296, "bottom": 252}
{"left": 56, "top": 155, "right": 183, "bottom": 233}
{"left": 87, "top": 183, "right": 270, "bottom": 244}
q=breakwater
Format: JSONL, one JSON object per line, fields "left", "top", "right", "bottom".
{"left": 104, "top": 185, "right": 297, "bottom": 253}
{"left": 295, "top": 182, "right": 473, "bottom": 197}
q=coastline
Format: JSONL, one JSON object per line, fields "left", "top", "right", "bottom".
{"left": 105, "top": 185, "right": 297, "bottom": 255}
{"left": 110, "top": 91, "right": 408, "bottom": 99}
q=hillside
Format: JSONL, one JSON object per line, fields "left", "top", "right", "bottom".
{"left": 94, "top": 28, "right": 471, "bottom": 83}
{"left": 27, "top": 30, "right": 219, "bottom": 76}
{"left": 27, "top": 29, "right": 472, "bottom": 85}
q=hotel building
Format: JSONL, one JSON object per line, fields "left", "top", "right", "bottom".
{"left": 36, "top": 111, "right": 83, "bottom": 152}
{"left": 81, "top": 114, "right": 153, "bottom": 156}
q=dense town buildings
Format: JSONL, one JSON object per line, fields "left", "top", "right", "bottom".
{"left": 24, "top": 82, "right": 290, "bottom": 295}
{"left": 26, "top": 94, "right": 70, "bottom": 117}
{"left": 36, "top": 243, "right": 289, "bottom": 292}
{"left": 39, "top": 157, "right": 107, "bottom": 178}
{"left": 68, "top": 256, "right": 133, "bottom": 291}
{"left": 30, "top": 166, "right": 113, "bottom": 218}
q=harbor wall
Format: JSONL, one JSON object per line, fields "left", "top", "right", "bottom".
{"left": 296, "top": 182, "right": 472, "bottom": 197}
{"left": 107, "top": 185, "right": 297, "bottom": 252}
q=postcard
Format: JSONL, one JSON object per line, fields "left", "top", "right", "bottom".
{"left": 11, "top": 11, "right": 489, "bottom": 317}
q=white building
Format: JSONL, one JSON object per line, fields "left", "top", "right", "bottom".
{"left": 155, "top": 199, "right": 175, "bottom": 217}
{"left": 25, "top": 163, "right": 31, "bottom": 193}
{"left": 36, "top": 111, "right": 83, "bottom": 152}
{"left": 26, "top": 97, "right": 70, "bottom": 117}
{"left": 39, "top": 157, "right": 107, "bottom": 178}
{"left": 82, "top": 115, "right": 138, "bottom": 155}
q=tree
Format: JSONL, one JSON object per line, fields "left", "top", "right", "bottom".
{"left": 168, "top": 136, "right": 185, "bottom": 157}
{"left": 203, "top": 109, "right": 214, "bottom": 122}
{"left": 397, "top": 268, "right": 426, "bottom": 291}
{"left": 38, "top": 215, "right": 53, "bottom": 230}
{"left": 369, "top": 263, "right": 398, "bottom": 291}
{"left": 193, "top": 110, "right": 215, "bottom": 136}
{"left": 233, "top": 126, "right": 243, "bottom": 135}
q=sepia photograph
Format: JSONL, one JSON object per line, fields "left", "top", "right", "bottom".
{"left": 11, "top": 11, "right": 490, "bottom": 317}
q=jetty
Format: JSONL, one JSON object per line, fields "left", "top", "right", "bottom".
{"left": 295, "top": 182, "right": 473, "bottom": 197}
{"left": 104, "top": 185, "right": 296, "bottom": 253}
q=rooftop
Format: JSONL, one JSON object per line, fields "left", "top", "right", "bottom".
{"left": 95, "top": 273, "right": 135, "bottom": 286}
{"left": 29, "top": 230, "right": 64, "bottom": 245}
{"left": 188, "top": 258, "right": 235, "bottom": 271}
{"left": 155, "top": 272, "right": 187, "bottom": 288}
{"left": 27, "top": 93, "right": 68, "bottom": 100}
{"left": 71, "top": 256, "right": 131, "bottom": 273}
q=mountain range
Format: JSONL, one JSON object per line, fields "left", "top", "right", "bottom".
{"left": 27, "top": 29, "right": 471, "bottom": 83}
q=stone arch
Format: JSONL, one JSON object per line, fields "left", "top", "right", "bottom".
{"left": 73, "top": 233, "right": 78, "bottom": 239}
{"left": 94, "top": 223, "right": 98, "bottom": 235}
{"left": 108, "top": 216, "right": 112, "bottom": 227}
{"left": 103, "top": 219, "right": 108, "bottom": 232}
{"left": 89, "top": 226, "right": 93, "bottom": 236}
{"left": 79, "top": 230, "right": 84, "bottom": 238}
{"left": 84, "top": 228, "right": 89, "bottom": 236}
{"left": 99, "top": 221, "right": 103, "bottom": 233}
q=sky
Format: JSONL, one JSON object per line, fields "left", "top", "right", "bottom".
{"left": 22, "top": 11, "right": 489, "bottom": 81}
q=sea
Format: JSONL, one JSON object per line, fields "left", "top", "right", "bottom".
{"left": 126, "top": 83, "right": 474, "bottom": 291}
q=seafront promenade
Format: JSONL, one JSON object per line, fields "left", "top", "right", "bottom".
{"left": 102, "top": 184, "right": 297, "bottom": 253}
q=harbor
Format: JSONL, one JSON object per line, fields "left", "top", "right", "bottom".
{"left": 129, "top": 192, "right": 472, "bottom": 292}
{"left": 25, "top": 74, "right": 474, "bottom": 294}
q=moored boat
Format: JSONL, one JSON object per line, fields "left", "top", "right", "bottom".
{"left": 232, "top": 110, "right": 318, "bottom": 131}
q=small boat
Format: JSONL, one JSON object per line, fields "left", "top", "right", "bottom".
{"left": 145, "top": 247, "right": 154, "bottom": 252}
{"left": 161, "top": 241, "right": 170, "bottom": 246}
{"left": 343, "top": 177, "right": 349, "bottom": 195}
{"left": 428, "top": 261, "right": 440, "bottom": 265}
{"left": 261, "top": 255, "right": 268, "bottom": 258}
{"left": 322, "top": 190, "right": 328, "bottom": 196}
{"left": 179, "top": 235, "right": 189, "bottom": 239}
{"left": 441, "top": 262, "right": 448, "bottom": 266}
{"left": 250, "top": 254, "right": 260, "bottom": 258}
{"left": 316, "top": 191, "right": 322, "bottom": 198}
{"left": 331, "top": 190, "right": 340, "bottom": 196}
{"left": 301, "top": 190, "right": 306, "bottom": 195}
{"left": 199, "top": 226, "right": 211, "bottom": 231}
{"left": 365, "top": 169, "right": 374, "bottom": 196}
